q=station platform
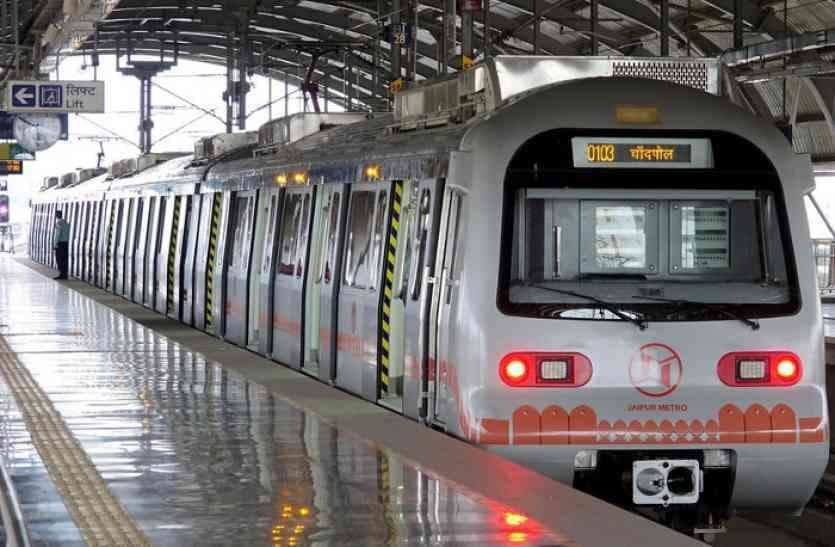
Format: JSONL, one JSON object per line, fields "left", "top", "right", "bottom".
{"left": 0, "top": 255, "right": 697, "bottom": 547}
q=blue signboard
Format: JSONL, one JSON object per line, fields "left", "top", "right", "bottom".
{"left": 10, "top": 85, "right": 36, "bottom": 108}
{"left": 39, "top": 85, "right": 63, "bottom": 108}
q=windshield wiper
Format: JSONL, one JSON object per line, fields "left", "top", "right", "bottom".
{"left": 527, "top": 284, "right": 648, "bottom": 330}
{"left": 631, "top": 295, "right": 760, "bottom": 331}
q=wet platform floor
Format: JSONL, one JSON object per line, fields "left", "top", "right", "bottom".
{"left": 0, "top": 256, "right": 695, "bottom": 547}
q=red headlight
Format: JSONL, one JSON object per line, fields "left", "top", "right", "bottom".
{"left": 775, "top": 358, "right": 799, "bottom": 381}
{"left": 500, "top": 356, "right": 530, "bottom": 385}
{"left": 717, "top": 352, "right": 802, "bottom": 387}
{"left": 499, "top": 352, "right": 592, "bottom": 387}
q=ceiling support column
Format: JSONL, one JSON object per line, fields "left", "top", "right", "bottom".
{"left": 590, "top": 0, "right": 599, "bottom": 55}
{"left": 660, "top": 0, "right": 670, "bottom": 56}
{"left": 733, "top": 0, "right": 744, "bottom": 48}
{"left": 225, "top": 31, "right": 234, "bottom": 133}
{"left": 532, "top": 0, "right": 539, "bottom": 54}
{"left": 237, "top": 16, "right": 250, "bottom": 130}
{"left": 462, "top": 0, "right": 477, "bottom": 63}
{"left": 391, "top": 0, "right": 402, "bottom": 81}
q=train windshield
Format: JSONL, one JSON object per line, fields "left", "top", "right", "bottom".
{"left": 499, "top": 132, "right": 800, "bottom": 323}
{"left": 505, "top": 190, "right": 794, "bottom": 322}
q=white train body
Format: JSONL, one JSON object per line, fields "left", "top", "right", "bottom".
{"left": 30, "top": 57, "right": 827, "bottom": 533}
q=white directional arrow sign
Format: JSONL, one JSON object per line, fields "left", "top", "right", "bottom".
{"left": 14, "top": 87, "right": 34, "bottom": 105}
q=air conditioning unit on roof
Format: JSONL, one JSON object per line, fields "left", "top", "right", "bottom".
{"left": 256, "top": 112, "right": 368, "bottom": 151}
{"left": 77, "top": 167, "right": 105, "bottom": 183}
{"left": 59, "top": 172, "right": 79, "bottom": 188}
{"left": 109, "top": 157, "right": 137, "bottom": 178}
{"left": 193, "top": 132, "right": 258, "bottom": 161}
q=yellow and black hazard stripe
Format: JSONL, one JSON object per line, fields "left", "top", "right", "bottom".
{"left": 166, "top": 196, "right": 182, "bottom": 315}
{"left": 378, "top": 181, "right": 403, "bottom": 396}
{"left": 376, "top": 451, "right": 396, "bottom": 541}
{"left": 205, "top": 192, "right": 222, "bottom": 329}
{"left": 104, "top": 201, "right": 116, "bottom": 290}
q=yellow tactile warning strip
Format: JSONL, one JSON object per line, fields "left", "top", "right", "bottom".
{"left": 378, "top": 180, "right": 403, "bottom": 396}
{"left": 166, "top": 195, "right": 182, "bottom": 315}
{"left": 205, "top": 192, "right": 222, "bottom": 329}
{"left": 0, "top": 335, "right": 151, "bottom": 547}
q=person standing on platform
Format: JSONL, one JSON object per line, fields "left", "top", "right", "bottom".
{"left": 52, "top": 210, "right": 70, "bottom": 280}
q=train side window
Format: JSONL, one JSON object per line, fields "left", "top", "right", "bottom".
{"left": 262, "top": 195, "right": 279, "bottom": 275}
{"left": 277, "top": 193, "right": 302, "bottom": 276}
{"left": 344, "top": 191, "right": 375, "bottom": 289}
{"left": 408, "top": 189, "right": 432, "bottom": 301}
{"left": 295, "top": 193, "right": 311, "bottom": 277}
{"left": 369, "top": 190, "right": 389, "bottom": 290}
{"left": 323, "top": 192, "right": 341, "bottom": 284}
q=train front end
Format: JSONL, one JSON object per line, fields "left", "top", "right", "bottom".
{"left": 451, "top": 77, "right": 828, "bottom": 535}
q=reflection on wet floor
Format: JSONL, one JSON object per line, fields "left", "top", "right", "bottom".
{"left": 0, "top": 258, "right": 568, "bottom": 546}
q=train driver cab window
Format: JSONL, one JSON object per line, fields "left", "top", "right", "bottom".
{"left": 504, "top": 188, "right": 794, "bottom": 323}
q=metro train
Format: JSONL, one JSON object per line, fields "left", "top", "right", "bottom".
{"left": 29, "top": 56, "right": 828, "bottom": 538}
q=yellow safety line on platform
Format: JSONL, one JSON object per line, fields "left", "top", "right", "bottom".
{"left": 0, "top": 335, "right": 151, "bottom": 547}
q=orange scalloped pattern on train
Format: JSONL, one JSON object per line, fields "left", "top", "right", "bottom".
{"left": 474, "top": 403, "right": 826, "bottom": 446}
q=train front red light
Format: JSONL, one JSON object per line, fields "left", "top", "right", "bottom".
{"left": 499, "top": 352, "right": 592, "bottom": 387}
{"left": 717, "top": 352, "right": 802, "bottom": 387}
{"left": 776, "top": 358, "right": 799, "bottom": 381}
{"left": 502, "top": 359, "right": 528, "bottom": 384}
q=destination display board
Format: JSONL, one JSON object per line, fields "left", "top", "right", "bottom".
{"left": 572, "top": 137, "right": 713, "bottom": 169}
{"left": 0, "top": 161, "right": 23, "bottom": 175}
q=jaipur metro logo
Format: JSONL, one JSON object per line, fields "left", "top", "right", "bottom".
{"left": 629, "top": 343, "right": 683, "bottom": 397}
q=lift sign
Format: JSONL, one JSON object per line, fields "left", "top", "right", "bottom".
{"left": 572, "top": 137, "right": 713, "bottom": 169}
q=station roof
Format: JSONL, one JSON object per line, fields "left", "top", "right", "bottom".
{"left": 4, "top": 0, "right": 835, "bottom": 162}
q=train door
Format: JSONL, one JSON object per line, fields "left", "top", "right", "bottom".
{"left": 135, "top": 197, "right": 151, "bottom": 304}
{"left": 300, "top": 185, "right": 331, "bottom": 377}
{"left": 165, "top": 195, "right": 191, "bottom": 321}
{"left": 336, "top": 184, "right": 389, "bottom": 399}
{"left": 88, "top": 202, "right": 99, "bottom": 282}
{"left": 99, "top": 200, "right": 114, "bottom": 289}
{"left": 47, "top": 204, "right": 56, "bottom": 268}
{"left": 122, "top": 198, "right": 135, "bottom": 296}
{"left": 112, "top": 200, "right": 126, "bottom": 292}
{"left": 66, "top": 203, "right": 76, "bottom": 274}
{"left": 247, "top": 189, "right": 271, "bottom": 349}
{"left": 143, "top": 197, "right": 159, "bottom": 307}
{"left": 182, "top": 195, "right": 202, "bottom": 325}
{"left": 207, "top": 192, "right": 233, "bottom": 336}
{"left": 429, "top": 188, "right": 464, "bottom": 425}
{"left": 256, "top": 189, "right": 283, "bottom": 355}
{"left": 144, "top": 196, "right": 165, "bottom": 309}
{"left": 224, "top": 191, "right": 257, "bottom": 345}
{"left": 155, "top": 196, "right": 174, "bottom": 313}
{"left": 194, "top": 192, "right": 220, "bottom": 330}
{"left": 272, "top": 187, "right": 314, "bottom": 369}
{"left": 375, "top": 179, "right": 444, "bottom": 415}
{"left": 129, "top": 199, "right": 144, "bottom": 302}
{"left": 75, "top": 202, "right": 88, "bottom": 279}
{"left": 120, "top": 198, "right": 134, "bottom": 298}
{"left": 308, "top": 184, "right": 347, "bottom": 383}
